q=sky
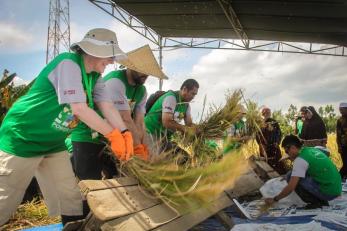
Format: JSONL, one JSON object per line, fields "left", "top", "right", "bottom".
{"left": 0, "top": 0, "right": 346, "bottom": 121}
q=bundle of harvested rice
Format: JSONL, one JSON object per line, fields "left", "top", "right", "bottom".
{"left": 117, "top": 90, "right": 264, "bottom": 213}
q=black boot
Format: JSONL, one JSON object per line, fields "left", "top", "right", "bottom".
{"left": 61, "top": 214, "right": 85, "bottom": 226}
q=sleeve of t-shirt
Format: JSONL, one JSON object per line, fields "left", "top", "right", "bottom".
{"left": 48, "top": 60, "right": 86, "bottom": 104}
{"left": 291, "top": 157, "right": 309, "bottom": 178}
{"left": 104, "top": 78, "right": 130, "bottom": 111}
{"left": 135, "top": 89, "right": 147, "bottom": 114}
{"left": 162, "top": 95, "right": 177, "bottom": 113}
{"left": 93, "top": 77, "right": 113, "bottom": 103}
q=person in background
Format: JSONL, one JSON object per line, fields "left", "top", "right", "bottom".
{"left": 0, "top": 28, "right": 133, "bottom": 226}
{"left": 223, "top": 106, "right": 249, "bottom": 153}
{"left": 265, "top": 135, "right": 341, "bottom": 209}
{"left": 256, "top": 107, "right": 286, "bottom": 174}
{"left": 337, "top": 102, "right": 347, "bottom": 180}
{"left": 299, "top": 106, "right": 327, "bottom": 147}
{"left": 294, "top": 115, "right": 304, "bottom": 136}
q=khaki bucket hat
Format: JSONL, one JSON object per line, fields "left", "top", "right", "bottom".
{"left": 71, "top": 28, "right": 127, "bottom": 60}
{"left": 118, "top": 45, "right": 168, "bottom": 79}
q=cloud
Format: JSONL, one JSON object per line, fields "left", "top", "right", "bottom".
{"left": 188, "top": 46, "right": 347, "bottom": 119}
{"left": 0, "top": 22, "right": 34, "bottom": 51}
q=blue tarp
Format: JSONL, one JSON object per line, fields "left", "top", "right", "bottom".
{"left": 21, "top": 223, "right": 63, "bottom": 231}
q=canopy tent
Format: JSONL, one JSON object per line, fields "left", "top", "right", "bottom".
{"left": 89, "top": 0, "right": 347, "bottom": 57}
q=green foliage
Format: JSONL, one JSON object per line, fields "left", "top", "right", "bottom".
{"left": 318, "top": 105, "right": 338, "bottom": 133}
{"left": 0, "top": 69, "right": 33, "bottom": 124}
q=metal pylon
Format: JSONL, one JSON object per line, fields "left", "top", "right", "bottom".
{"left": 46, "top": 0, "right": 70, "bottom": 64}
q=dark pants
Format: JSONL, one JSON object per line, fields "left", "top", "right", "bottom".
{"left": 264, "top": 145, "right": 287, "bottom": 175}
{"left": 286, "top": 171, "right": 337, "bottom": 205}
{"left": 339, "top": 146, "right": 347, "bottom": 179}
{"left": 71, "top": 142, "right": 118, "bottom": 180}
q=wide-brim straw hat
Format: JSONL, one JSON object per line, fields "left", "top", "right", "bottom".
{"left": 118, "top": 45, "right": 168, "bottom": 79}
{"left": 71, "top": 28, "right": 127, "bottom": 61}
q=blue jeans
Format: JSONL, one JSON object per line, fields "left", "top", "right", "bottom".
{"left": 286, "top": 171, "right": 338, "bottom": 201}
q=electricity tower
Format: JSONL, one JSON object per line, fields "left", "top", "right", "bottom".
{"left": 46, "top": 0, "right": 70, "bottom": 63}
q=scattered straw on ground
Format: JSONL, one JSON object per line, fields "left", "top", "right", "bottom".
{"left": 0, "top": 198, "right": 60, "bottom": 231}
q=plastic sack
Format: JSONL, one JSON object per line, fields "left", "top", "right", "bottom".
{"left": 260, "top": 177, "right": 306, "bottom": 208}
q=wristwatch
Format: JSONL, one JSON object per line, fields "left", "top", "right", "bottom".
{"left": 273, "top": 196, "right": 279, "bottom": 202}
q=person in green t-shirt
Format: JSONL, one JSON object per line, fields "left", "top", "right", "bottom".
{"left": 70, "top": 68, "right": 149, "bottom": 180}
{"left": 0, "top": 28, "right": 134, "bottom": 226}
{"left": 295, "top": 115, "right": 304, "bottom": 136}
{"left": 265, "top": 135, "right": 341, "bottom": 208}
{"left": 145, "top": 79, "right": 199, "bottom": 154}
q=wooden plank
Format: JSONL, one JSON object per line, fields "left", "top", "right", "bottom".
{"left": 224, "top": 169, "right": 263, "bottom": 198}
{"left": 255, "top": 161, "right": 276, "bottom": 173}
{"left": 79, "top": 177, "right": 138, "bottom": 195}
{"left": 255, "top": 161, "right": 280, "bottom": 179}
{"left": 152, "top": 193, "right": 233, "bottom": 231}
{"left": 101, "top": 203, "right": 179, "bottom": 231}
{"left": 87, "top": 186, "right": 161, "bottom": 221}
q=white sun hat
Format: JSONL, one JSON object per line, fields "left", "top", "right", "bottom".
{"left": 71, "top": 28, "right": 127, "bottom": 61}
{"left": 117, "top": 45, "right": 168, "bottom": 79}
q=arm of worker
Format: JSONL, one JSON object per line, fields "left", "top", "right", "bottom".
{"left": 265, "top": 157, "right": 308, "bottom": 205}
{"left": 161, "top": 95, "right": 186, "bottom": 133}
{"left": 50, "top": 60, "right": 121, "bottom": 136}
{"left": 70, "top": 102, "right": 114, "bottom": 135}
{"left": 264, "top": 176, "right": 300, "bottom": 205}
{"left": 133, "top": 91, "right": 147, "bottom": 142}
{"left": 134, "top": 110, "right": 145, "bottom": 143}
{"left": 100, "top": 77, "right": 141, "bottom": 145}
{"left": 117, "top": 109, "right": 141, "bottom": 146}
{"left": 93, "top": 77, "right": 127, "bottom": 132}
{"left": 184, "top": 105, "right": 193, "bottom": 126}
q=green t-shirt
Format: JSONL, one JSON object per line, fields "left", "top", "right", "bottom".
{"left": 70, "top": 69, "right": 146, "bottom": 144}
{"left": 298, "top": 147, "right": 342, "bottom": 196}
{"left": 0, "top": 52, "right": 98, "bottom": 157}
{"left": 144, "top": 91, "right": 189, "bottom": 138}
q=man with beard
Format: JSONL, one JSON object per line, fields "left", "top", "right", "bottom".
{"left": 69, "top": 67, "right": 149, "bottom": 181}
{"left": 103, "top": 68, "right": 149, "bottom": 160}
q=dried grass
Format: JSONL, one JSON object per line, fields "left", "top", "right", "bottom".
{"left": 0, "top": 198, "right": 60, "bottom": 231}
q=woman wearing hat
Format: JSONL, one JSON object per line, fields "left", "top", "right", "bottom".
{"left": 0, "top": 28, "right": 133, "bottom": 226}
{"left": 69, "top": 45, "right": 168, "bottom": 180}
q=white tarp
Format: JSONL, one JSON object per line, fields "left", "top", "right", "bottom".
{"left": 231, "top": 221, "right": 333, "bottom": 231}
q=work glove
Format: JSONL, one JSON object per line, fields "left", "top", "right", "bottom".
{"left": 122, "top": 130, "right": 134, "bottom": 160}
{"left": 134, "top": 144, "right": 149, "bottom": 161}
{"left": 105, "top": 129, "right": 133, "bottom": 161}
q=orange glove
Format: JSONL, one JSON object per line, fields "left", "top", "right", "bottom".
{"left": 134, "top": 144, "right": 149, "bottom": 161}
{"left": 122, "top": 130, "right": 134, "bottom": 160}
{"left": 105, "top": 129, "right": 126, "bottom": 160}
